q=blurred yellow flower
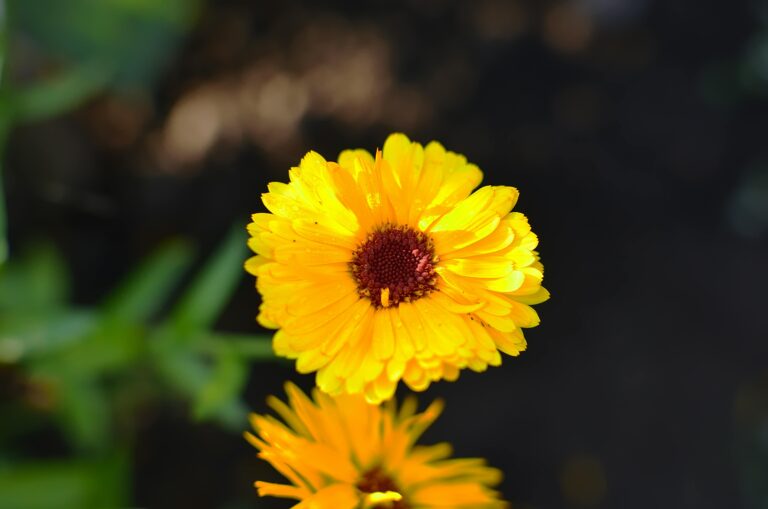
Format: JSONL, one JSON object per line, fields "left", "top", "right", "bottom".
{"left": 245, "top": 383, "right": 507, "bottom": 509}
{"left": 246, "top": 133, "right": 548, "bottom": 403}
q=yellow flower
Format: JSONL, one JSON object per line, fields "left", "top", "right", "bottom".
{"left": 246, "top": 133, "right": 548, "bottom": 403}
{"left": 245, "top": 383, "right": 508, "bottom": 509}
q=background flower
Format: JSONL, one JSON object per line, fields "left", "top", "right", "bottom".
{"left": 246, "top": 382, "right": 507, "bottom": 509}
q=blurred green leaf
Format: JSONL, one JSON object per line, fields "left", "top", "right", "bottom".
{"left": 0, "top": 1, "right": 9, "bottom": 268}
{"left": 151, "top": 327, "right": 210, "bottom": 393}
{"left": 193, "top": 350, "right": 247, "bottom": 425}
{"left": 0, "top": 310, "right": 97, "bottom": 363}
{"left": 208, "top": 398, "right": 249, "bottom": 430}
{"left": 170, "top": 226, "right": 247, "bottom": 336}
{"left": 0, "top": 156, "right": 6, "bottom": 267}
{"left": 102, "top": 239, "right": 193, "bottom": 324}
{"left": 6, "top": 66, "right": 110, "bottom": 123}
{"left": 10, "top": 0, "right": 200, "bottom": 87}
{"left": 0, "top": 242, "right": 69, "bottom": 312}
{"left": 23, "top": 240, "right": 196, "bottom": 377}
{"left": 0, "top": 0, "right": 7, "bottom": 84}
{"left": 18, "top": 243, "right": 69, "bottom": 309}
{"left": 44, "top": 325, "right": 143, "bottom": 377}
{"left": 151, "top": 329, "right": 252, "bottom": 429}
{"left": 56, "top": 377, "right": 110, "bottom": 453}
{"left": 0, "top": 454, "right": 128, "bottom": 509}
{"left": 0, "top": 463, "right": 92, "bottom": 509}
{"left": 199, "top": 333, "right": 275, "bottom": 360}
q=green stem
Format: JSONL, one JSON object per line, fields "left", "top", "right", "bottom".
{"left": 0, "top": 0, "right": 8, "bottom": 266}
{"left": 197, "top": 333, "right": 276, "bottom": 360}
{"left": 0, "top": 149, "right": 7, "bottom": 266}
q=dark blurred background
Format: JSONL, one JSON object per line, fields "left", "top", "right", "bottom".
{"left": 2, "top": 0, "right": 768, "bottom": 508}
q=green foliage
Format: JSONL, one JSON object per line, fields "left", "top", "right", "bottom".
{"left": 102, "top": 240, "right": 193, "bottom": 324}
{"left": 0, "top": 0, "right": 8, "bottom": 266}
{"left": 0, "top": 3, "right": 269, "bottom": 507}
{"left": 0, "top": 0, "right": 200, "bottom": 128}
{"left": 8, "top": 0, "right": 200, "bottom": 88}
{"left": 171, "top": 226, "right": 250, "bottom": 336}
{"left": 6, "top": 66, "right": 110, "bottom": 123}
{"left": 0, "top": 234, "right": 274, "bottom": 506}
{"left": 56, "top": 377, "right": 112, "bottom": 453}
{"left": 193, "top": 349, "right": 249, "bottom": 424}
{"left": 0, "top": 0, "right": 201, "bottom": 267}
{"left": 0, "top": 242, "right": 69, "bottom": 312}
{"left": 0, "top": 454, "right": 129, "bottom": 509}
{"left": 0, "top": 158, "right": 6, "bottom": 266}
{"left": 151, "top": 227, "right": 264, "bottom": 429}
{"left": 0, "top": 310, "right": 97, "bottom": 363}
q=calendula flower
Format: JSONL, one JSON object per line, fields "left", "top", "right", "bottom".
{"left": 246, "top": 133, "right": 548, "bottom": 403}
{"left": 245, "top": 383, "right": 507, "bottom": 508}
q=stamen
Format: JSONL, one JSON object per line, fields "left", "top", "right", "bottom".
{"left": 362, "top": 491, "right": 403, "bottom": 508}
{"left": 357, "top": 467, "right": 409, "bottom": 509}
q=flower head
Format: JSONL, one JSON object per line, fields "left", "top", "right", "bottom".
{"left": 246, "top": 383, "right": 507, "bottom": 508}
{"left": 246, "top": 133, "right": 548, "bottom": 402}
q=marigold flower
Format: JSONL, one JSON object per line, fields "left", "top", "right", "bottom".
{"left": 245, "top": 383, "right": 507, "bottom": 508}
{"left": 246, "top": 133, "right": 548, "bottom": 402}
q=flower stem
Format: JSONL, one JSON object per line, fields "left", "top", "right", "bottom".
{"left": 0, "top": 0, "right": 9, "bottom": 266}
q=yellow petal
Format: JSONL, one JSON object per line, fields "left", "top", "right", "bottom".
{"left": 294, "top": 484, "right": 360, "bottom": 509}
{"left": 372, "top": 308, "right": 396, "bottom": 360}
{"left": 338, "top": 148, "right": 374, "bottom": 170}
{"left": 254, "top": 481, "right": 308, "bottom": 500}
{"left": 443, "top": 257, "right": 513, "bottom": 279}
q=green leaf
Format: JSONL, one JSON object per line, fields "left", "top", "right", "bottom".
{"left": 21, "top": 316, "right": 142, "bottom": 380}
{"left": 151, "top": 331, "right": 267, "bottom": 426}
{"left": 0, "top": 456, "right": 128, "bottom": 509}
{"left": 19, "top": 243, "right": 69, "bottom": 310}
{"left": 0, "top": 242, "right": 69, "bottom": 313}
{"left": 0, "top": 309, "right": 97, "bottom": 362}
{"left": 7, "top": 66, "right": 110, "bottom": 123}
{"left": 102, "top": 239, "right": 193, "bottom": 324}
{"left": 170, "top": 226, "right": 247, "bottom": 336}
{"left": 198, "top": 333, "right": 275, "bottom": 361}
{"left": 51, "top": 324, "right": 144, "bottom": 377}
{"left": 9, "top": 0, "right": 201, "bottom": 87}
{"left": 55, "top": 376, "right": 111, "bottom": 453}
{"left": 193, "top": 350, "right": 248, "bottom": 426}
{"left": 0, "top": 158, "right": 6, "bottom": 267}
{"left": 0, "top": 2, "right": 10, "bottom": 267}
{"left": 150, "top": 328, "right": 210, "bottom": 394}
{"left": 207, "top": 398, "right": 249, "bottom": 430}
{"left": 29, "top": 241, "right": 196, "bottom": 377}
{"left": 0, "top": 463, "right": 91, "bottom": 509}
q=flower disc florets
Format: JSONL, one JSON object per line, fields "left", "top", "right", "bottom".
{"left": 357, "top": 467, "right": 408, "bottom": 508}
{"left": 350, "top": 224, "right": 437, "bottom": 309}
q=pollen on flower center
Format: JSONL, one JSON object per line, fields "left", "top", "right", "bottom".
{"left": 350, "top": 224, "right": 437, "bottom": 309}
{"left": 356, "top": 467, "right": 408, "bottom": 509}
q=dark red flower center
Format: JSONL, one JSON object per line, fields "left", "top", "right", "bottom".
{"left": 356, "top": 467, "right": 409, "bottom": 508}
{"left": 350, "top": 224, "right": 437, "bottom": 309}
